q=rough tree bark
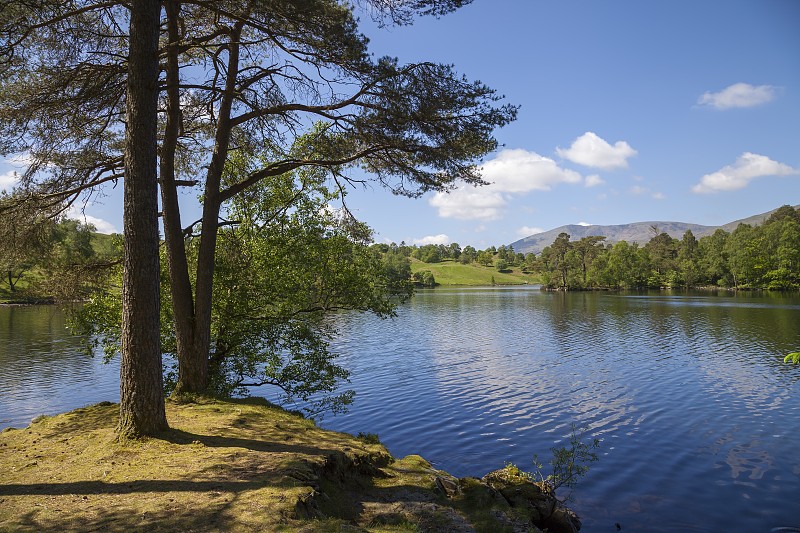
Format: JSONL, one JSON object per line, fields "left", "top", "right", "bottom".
{"left": 170, "top": 20, "right": 244, "bottom": 395}
{"left": 118, "top": 0, "right": 169, "bottom": 437}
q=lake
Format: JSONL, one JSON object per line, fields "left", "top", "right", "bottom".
{"left": 1, "top": 288, "right": 799, "bottom": 531}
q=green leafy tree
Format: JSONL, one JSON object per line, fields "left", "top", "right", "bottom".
{"left": 531, "top": 425, "right": 600, "bottom": 503}
{"left": 447, "top": 242, "right": 462, "bottom": 260}
{"left": 677, "top": 229, "right": 700, "bottom": 288}
{"left": 605, "top": 240, "right": 646, "bottom": 289}
{"left": 412, "top": 270, "right": 436, "bottom": 288}
{"left": 417, "top": 244, "right": 443, "bottom": 263}
{"left": 78, "top": 169, "right": 408, "bottom": 416}
{"left": 698, "top": 229, "right": 730, "bottom": 287}
{"left": 573, "top": 235, "right": 606, "bottom": 287}
{"left": 766, "top": 204, "right": 800, "bottom": 225}
{"left": 476, "top": 250, "right": 495, "bottom": 267}
{"left": 0, "top": 194, "right": 56, "bottom": 293}
{"left": 549, "top": 232, "right": 572, "bottom": 289}
{"left": 459, "top": 245, "right": 477, "bottom": 264}
{"left": 761, "top": 208, "right": 800, "bottom": 289}
{"left": 1, "top": 0, "right": 516, "bottom": 398}
{"left": 644, "top": 231, "right": 677, "bottom": 286}
{"left": 380, "top": 249, "right": 414, "bottom": 296}
{"left": 725, "top": 224, "right": 763, "bottom": 288}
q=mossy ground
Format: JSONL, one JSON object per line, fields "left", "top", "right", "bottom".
{"left": 0, "top": 398, "right": 532, "bottom": 532}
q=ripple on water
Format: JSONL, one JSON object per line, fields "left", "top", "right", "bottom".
{"left": 4, "top": 291, "right": 800, "bottom": 532}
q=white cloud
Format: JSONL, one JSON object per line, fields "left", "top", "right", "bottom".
{"left": 692, "top": 152, "right": 799, "bottom": 194}
{"left": 429, "top": 148, "right": 581, "bottom": 221}
{"left": 576, "top": 222, "right": 592, "bottom": 227}
{"left": 584, "top": 174, "right": 605, "bottom": 187}
{"left": 556, "top": 132, "right": 637, "bottom": 169}
{"left": 481, "top": 148, "right": 583, "bottom": 192}
{"left": 517, "top": 226, "right": 544, "bottom": 237}
{"left": 429, "top": 186, "right": 507, "bottom": 221}
{"left": 697, "top": 83, "right": 777, "bottom": 110}
{"left": 652, "top": 192, "right": 666, "bottom": 200}
{"left": 66, "top": 206, "right": 119, "bottom": 234}
{"left": 630, "top": 185, "right": 648, "bottom": 195}
{"left": 0, "top": 170, "right": 18, "bottom": 192}
{"left": 413, "top": 234, "right": 450, "bottom": 246}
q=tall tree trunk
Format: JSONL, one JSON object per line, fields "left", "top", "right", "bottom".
{"left": 173, "top": 23, "right": 242, "bottom": 394}
{"left": 118, "top": 0, "right": 169, "bottom": 438}
{"left": 160, "top": 0, "right": 198, "bottom": 396}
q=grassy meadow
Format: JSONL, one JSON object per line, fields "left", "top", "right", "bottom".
{"left": 410, "top": 258, "right": 540, "bottom": 287}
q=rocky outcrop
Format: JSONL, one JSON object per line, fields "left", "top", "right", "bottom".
{"left": 0, "top": 398, "right": 584, "bottom": 533}
{"left": 299, "top": 451, "right": 582, "bottom": 533}
{"left": 473, "top": 467, "right": 581, "bottom": 533}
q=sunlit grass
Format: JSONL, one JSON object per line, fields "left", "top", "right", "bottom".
{"left": 410, "top": 258, "right": 540, "bottom": 286}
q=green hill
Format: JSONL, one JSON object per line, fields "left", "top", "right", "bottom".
{"left": 411, "top": 258, "right": 539, "bottom": 286}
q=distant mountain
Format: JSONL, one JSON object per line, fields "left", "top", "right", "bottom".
{"left": 509, "top": 205, "right": 799, "bottom": 255}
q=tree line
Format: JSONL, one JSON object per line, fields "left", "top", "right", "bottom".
{"left": 0, "top": 212, "right": 114, "bottom": 299}
{"left": 533, "top": 205, "right": 800, "bottom": 291}
{"left": 375, "top": 242, "right": 531, "bottom": 271}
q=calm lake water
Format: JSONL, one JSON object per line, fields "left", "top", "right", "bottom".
{"left": 2, "top": 288, "right": 800, "bottom": 531}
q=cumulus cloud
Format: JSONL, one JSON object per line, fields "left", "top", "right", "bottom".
{"left": 413, "top": 234, "right": 450, "bottom": 246}
{"left": 692, "top": 152, "right": 799, "bottom": 194}
{"left": 697, "top": 83, "right": 777, "bottom": 110}
{"left": 66, "top": 206, "right": 119, "bottom": 234}
{"left": 517, "top": 226, "right": 544, "bottom": 237}
{"left": 0, "top": 170, "right": 18, "bottom": 192}
{"left": 584, "top": 174, "right": 605, "bottom": 187}
{"left": 576, "top": 222, "right": 593, "bottom": 227}
{"left": 429, "top": 149, "right": 581, "bottom": 220}
{"left": 481, "top": 148, "right": 583, "bottom": 192}
{"left": 429, "top": 186, "right": 507, "bottom": 221}
{"left": 556, "top": 132, "right": 637, "bottom": 169}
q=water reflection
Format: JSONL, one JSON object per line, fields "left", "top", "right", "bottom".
{"left": 2, "top": 290, "right": 800, "bottom": 531}
{"left": 0, "top": 305, "right": 118, "bottom": 427}
{"left": 320, "top": 288, "right": 800, "bottom": 532}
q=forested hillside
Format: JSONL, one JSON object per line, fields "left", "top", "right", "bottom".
{"left": 532, "top": 205, "right": 800, "bottom": 290}
{"left": 510, "top": 204, "right": 799, "bottom": 255}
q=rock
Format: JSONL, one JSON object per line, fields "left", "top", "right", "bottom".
{"left": 435, "top": 475, "right": 461, "bottom": 498}
{"left": 476, "top": 467, "right": 580, "bottom": 532}
{"left": 541, "top": 506, "right": 582, "bottom": 533}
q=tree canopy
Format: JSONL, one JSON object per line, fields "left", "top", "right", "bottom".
{"left": 1, "top": 1, "right": 515, "bottom": 405}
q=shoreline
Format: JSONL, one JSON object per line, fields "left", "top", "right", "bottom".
{"left": 0, "top": 398, "right": 582, "bottom": 532}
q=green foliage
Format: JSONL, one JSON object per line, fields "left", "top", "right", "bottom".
{"left": 530, "top": 205, "right": 800, "bottom": 290}
{"left": 356, "top": 432, "right": 382, "bottom": 445}
{"left": 785, "top": 352, "right": 800, "bottom": 364}
{"left": 0, "top": 193, "right": 115, "bottom": 300}
{"left": 75, "top": 169, "right": 405, "bottom": 417}
{"left": 530, "top": 425, "right": 600, "bottom": 502}
{"left": 412, "top": 270, "right": 436, "bottom": 287}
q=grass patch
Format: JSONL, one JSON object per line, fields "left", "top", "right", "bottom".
{"left": 0, "top": 398, "right": 389, "bottom": 532}
{"left": 0, "top": 398, "right": 543, "bottom": 532}
{"left": 410, "top": 259, "right": 540, "bottom": 286}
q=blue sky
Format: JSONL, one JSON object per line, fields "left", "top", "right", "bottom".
{"left": 2, "top": 0, "right": 798, "bottom": 249}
